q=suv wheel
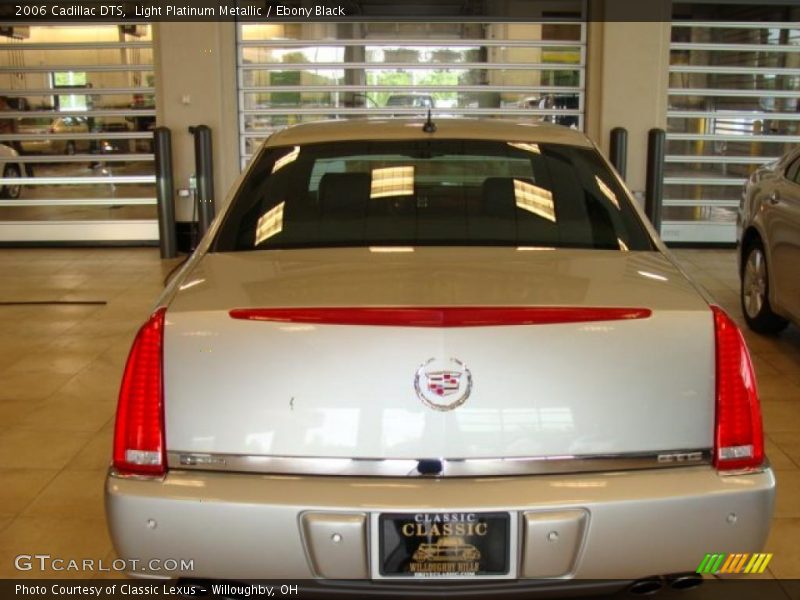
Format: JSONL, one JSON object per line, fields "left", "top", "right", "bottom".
{"left": 741, "top": 239, "right": 788, "bottom": 334}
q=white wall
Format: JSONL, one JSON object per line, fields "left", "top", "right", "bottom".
{"left": 585, "top": 1, "right": 672, "bottom": 198}
{"left": 153, "top": 22, "right": 239, "bottom": 221}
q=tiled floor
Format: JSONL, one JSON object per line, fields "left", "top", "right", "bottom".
{"left": 0, "top": 248, "right": 181, "bottom": 579}
{"left": 0, "top": 247, "right": 797, "bottom": 582}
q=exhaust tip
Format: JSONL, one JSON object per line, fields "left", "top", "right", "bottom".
{"left": 628, "top": 577, "right": 664, "bottom": 596}
{"left": 666, "top": 573, "right": 705, "bottom": 591}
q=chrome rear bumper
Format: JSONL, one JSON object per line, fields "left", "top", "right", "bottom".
{"left": 106, "top": 466, "right": 775, "bottom": 582}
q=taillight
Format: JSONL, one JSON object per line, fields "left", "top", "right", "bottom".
{"left": 113, "top": 307, "right": 167, "bottom": 476}
{"left": 711, "top": 305, "right": 764, "bottom": 472}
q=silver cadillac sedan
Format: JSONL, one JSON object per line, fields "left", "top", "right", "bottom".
{"left": 738, "top": 146, "right": 800, "bottom": 334}
{"left": 106, "top": 119, "right": 775, "bottom": 595}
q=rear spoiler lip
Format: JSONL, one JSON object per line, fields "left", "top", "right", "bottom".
{"left": 228, "top": 307, "right": 653, "bottom": 327}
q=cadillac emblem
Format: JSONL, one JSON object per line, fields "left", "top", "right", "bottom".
{"left": 414, "top": 358, "right": 472, "bottom": 411}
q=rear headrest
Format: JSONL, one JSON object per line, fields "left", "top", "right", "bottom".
{"left": 318, "top": 172, "right": 372, "bottom": 216}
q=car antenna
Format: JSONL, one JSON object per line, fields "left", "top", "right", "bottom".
{"left": 422, "top": 109, "right": 437, "bottom": 134}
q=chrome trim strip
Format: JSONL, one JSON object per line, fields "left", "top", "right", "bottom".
{"left": 107, "top": 467, "right": 166, "bottom": 482}
{"left": 166, "top": 450, "right": 712, "bottom": 478}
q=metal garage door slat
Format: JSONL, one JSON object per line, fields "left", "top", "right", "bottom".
{"left": 236, "top": 19, "right": 587, "bottom": 167}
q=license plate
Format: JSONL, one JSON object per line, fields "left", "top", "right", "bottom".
{"left": 376, "top": 512, "right": 512, "bottom": 578}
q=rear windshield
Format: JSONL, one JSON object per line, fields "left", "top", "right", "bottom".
{"left": 212, "top": 140, "right": 653, "bottom": 252}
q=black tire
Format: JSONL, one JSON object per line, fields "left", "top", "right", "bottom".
{"left": 0, "top": 164, "right": 21, "bottom": 200}
{"left": 741, "top": 239, "right": 788, "bottom": 334}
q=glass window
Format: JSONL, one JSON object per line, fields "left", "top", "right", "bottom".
{"left": 0, "top": 24, "right": 157, "bottom": 242}
{"left": 237, "top": 20, "right": 587, "bottom": 166}
{"left": 664, "top": 8, "right": 800, "bottom": 242}
{"left": 53, "top": 71, "right": 89, "bottom": 111}
{"left": 213, "top": 140, "right": 652, "bottom": 253}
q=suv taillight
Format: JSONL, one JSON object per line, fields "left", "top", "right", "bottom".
{"left": 113, "top": 307, "right": 167, "bottom": 476}
{"left": 712, "top": 305, "right": 764, "bottom": 472}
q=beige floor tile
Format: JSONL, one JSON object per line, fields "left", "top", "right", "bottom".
{"left": 0, "top": 399, "right": 45, "bottom": 431}
{"left": 0, "top": 469, "right": 59, "bottom": 517}
{"left": 0, "top": 349, "right": 40, "bottom": 373}
{"left": 0, "top": 365, "right": 81, "bottom": 401}
{"left": 757, "top": 353, "right": 800, "bottom": 385}
{"left": 770, "top": 432, "right": 800, "bottom": 469}
{"left": 763, "top": 518, "right": 800, "bottom": 579}
{"left": 0, "top": 429, "right": 92, "bottom": 470}
{"left": 746, "top": 339, "right": 794, "bottom": 360}
{"left": 14, "top": 397, "right": 115, "bottom": 434}
{"left": 69, "top": 318, "right": 137, "bottom": 344}
{"left": 22, "top": 469, "right": 107, "bottom": 520}
{"left": 0, "top": 369, "right": 73, "bottom": 403}
{"left": 67, "top": 427, "right": 113, "bottom": 471}
{"left": 772, "top": 470, "right": 800, "bottom": 519}
{"left": 1, "top": 317, "right": 88, "bottom": 339}
{"left": 0, "top": 517, "right": 111, "bottom": 578}
{"left": 762, "top": 402, "right": 800, "bottom": 433}
{"left": 3, "top": 350, "right": 99, "bottom": 379}
{"left": 37, "top": 334, "right": 114, "bottom": 363}
{"left": 751, "top": 355, "right": 783, "bottom": 379}
{"left": 55, "top": 356, "right": 126, "bottom": 405}
{"left": 758, "top": 379, "right": 800, "bottom": 404}
{"left": 765, "top": 436, "right": 798, "bottom": 471}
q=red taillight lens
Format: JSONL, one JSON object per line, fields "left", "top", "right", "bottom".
{"left": 712, "top": 305, "right": 764, "bottom": 471}
{"left": 113, "top": 307, "right": 167, "bottom": 476}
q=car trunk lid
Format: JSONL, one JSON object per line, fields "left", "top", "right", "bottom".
{"left": 163, "top": 247, "right": 714, "bottom": 463}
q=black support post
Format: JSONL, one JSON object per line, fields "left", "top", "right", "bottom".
{"left": 154, "top": 127, "right": 177, "bottom": 259}
{"left": 190, "top": 125, "right": 215, "bottom": 237}
{"left": 645, "top": 128, "right": 666, "bottom": 232}
{"left": 609, "top": 127, "right": 628, "bottom": 179}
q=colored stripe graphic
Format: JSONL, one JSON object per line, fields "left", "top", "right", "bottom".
{"left": 697, "top": 553, "right": 773, "bottom": 574}
{"left": 720, "top": 554, "right": 737, "bottom": 573}
{"left": 734, "top": 554, "right": 750, "bottom": 572}
{"left": 759, "top": 554, "right": 773, "bottom": 573}
{"left": 696, "top": 554, "right": 713, "bottom": 574}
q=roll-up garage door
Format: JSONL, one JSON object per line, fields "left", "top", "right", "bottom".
{"left": 664, "top": 5, "right": 800, "bottom": 244}
{"left": 236, "top": 19, "right": 587, "bottom": 169}
{"left": 0, "top": 23, "right": 156, "bottom": 243}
